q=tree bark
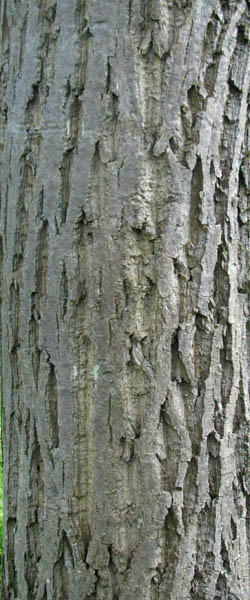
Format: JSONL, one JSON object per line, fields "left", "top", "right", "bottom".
{"left": 0, "top": 1, "right": 249, "bottom": 598}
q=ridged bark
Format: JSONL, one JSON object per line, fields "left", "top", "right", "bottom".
{"left": 0, "top": 1, "right": 249, "bottom": 599}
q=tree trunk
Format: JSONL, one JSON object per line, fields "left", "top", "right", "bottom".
{"left": 0, "top": 1, "right": 249, "bottom": 598}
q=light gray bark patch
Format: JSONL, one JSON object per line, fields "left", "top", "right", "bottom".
{"left": 1, "top": 0, "right": 249, "bottom": 598}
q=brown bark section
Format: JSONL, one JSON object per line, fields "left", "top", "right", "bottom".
{"left": 0, "top": 1, "right": 249, "bottom": 599}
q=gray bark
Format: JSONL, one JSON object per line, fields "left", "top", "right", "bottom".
{"left": 0, "top": 0, "right": 249, "bottom": 599}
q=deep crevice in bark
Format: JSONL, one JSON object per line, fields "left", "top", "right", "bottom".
{"left": 45, "top": 361, "right": 59, "bottom": 449}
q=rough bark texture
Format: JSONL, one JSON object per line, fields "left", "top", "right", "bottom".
{"left": 0, "top": 1, "right": 249, "bottom": 599}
